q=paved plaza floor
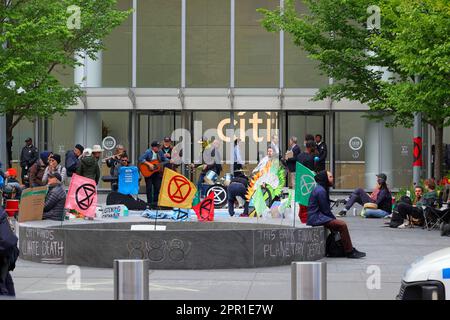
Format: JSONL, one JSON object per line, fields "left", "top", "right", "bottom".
{"left": 10, "top": 200, "right": 450, "bottom": 300}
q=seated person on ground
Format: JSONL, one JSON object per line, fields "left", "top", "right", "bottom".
{"left": 307, "top": 170, "right": 366, "bottom": 259}
{"left": 43, "top": 172, "right": 67, "bottom": 221}
{"left": 394, "top": 179, "right": 438, "bottom": 228}
{"left": 338, "top": 173, "right": 392, "bottom": 218}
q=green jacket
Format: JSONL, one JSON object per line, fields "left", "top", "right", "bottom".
{"left": 76, "top": 155, "right": 100, "bottom": 184}
{"left": 416, "top": 190, "right": 437, "bottom": 207}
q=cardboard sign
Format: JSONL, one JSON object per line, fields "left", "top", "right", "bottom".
{"left": 18, "top": 186, "right": 48, "bottom": 222}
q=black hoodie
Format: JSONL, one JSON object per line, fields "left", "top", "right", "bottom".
{"left": 314, "top": 170, "right": 330, "bottom": 200}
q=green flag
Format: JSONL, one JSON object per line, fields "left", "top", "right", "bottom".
{"left": 253, "top": 187, "right": 268, "bottom": 217}
{"left": 191, "top": 189, "right": 201, "bottom": 207}
{"left": 295, "top": 162, "right": 317, "bottom": 206}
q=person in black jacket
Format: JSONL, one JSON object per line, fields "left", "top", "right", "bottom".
{"left": 65, "top": 144, "right": 84, "bottom": 177}
{"left": 296, "top": 141, "right": 316, "bottom": 171}
{"left": 43, "top": 173, "right": 67, "bottom": 221}
{"left": 20, "top": 137, "right": 39, "bottom": 187}
{"left": 0, "top": 206, "right": 19, "bottom": 297}
{"left": 315, "top": 134, "right": 327, "bottom": 172}
{"left": 227, "top": 173, "right": 250, "bottom": 217}
{"left": 307, "top": 171, "right": 366, "bottom": 259}
{"left": 285, "top": 136, "right": 301, "bottom": 188}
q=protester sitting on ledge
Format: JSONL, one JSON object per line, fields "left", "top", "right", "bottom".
{"left": 43, "top": 172, "right": 66, "bottom": 221}
{"left": 307, "top": 170, "right": 366, "bottom": 259}
{"left": 338, "top": 173, "right": 392, "bottom": 218}
{"left": 3, "top": 168, "right": 23, "bottom": 200}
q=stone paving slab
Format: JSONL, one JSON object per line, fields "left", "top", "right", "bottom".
{"left": 8, "top": 209, "right": 450, "bottom": 300}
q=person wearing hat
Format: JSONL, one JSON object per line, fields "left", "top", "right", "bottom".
{"left": 28, "top": 151, "right": 52, "bottom": 187}
{"left": 139, "top": 141, "right": 170, "bottom": 206}
{"left": 19, "top": 137, "right": 39, "bottom": 187}
{"left": 161, "top": 137, "right": 177, "bottom": 170}
{"left": 338, "top": 173, "right": 392, "bottom": 218}
{"left": 3, "top": 168, "right": 22, "bottom": 200}
{"left": 43, "top": 172, "right": 67, "bottom": 221}
{"left": 65, "top": 144, "right": 84, "bottom": 177}
{"left": 43, "top": 154, "right": 67, "bottom": 185}
{"left": 76, "top": 145, "right": 102, "bottom": 185}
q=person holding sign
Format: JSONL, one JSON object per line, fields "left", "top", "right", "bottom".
{"left": 43, "top": 172, "right": 67, "bottom": 221}
{"left": 307, "top": 171, "right": 366, "bottom": 259}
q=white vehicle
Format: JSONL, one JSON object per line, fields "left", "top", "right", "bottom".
{"left": 398, "top": 247, "right": 450, "bottom": 300}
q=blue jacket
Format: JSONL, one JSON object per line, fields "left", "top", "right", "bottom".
{"left": 139, "top": 149, "right": 168, "bottom": 164}
{"left": 307, "top": 184, "right": 336, "bottom": 226}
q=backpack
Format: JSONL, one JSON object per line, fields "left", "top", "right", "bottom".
{"left": 389, "top": 210, "right": 404, "bottom": 228}
{"left": 325, "top": 231, "right": 346, "bottom": 257}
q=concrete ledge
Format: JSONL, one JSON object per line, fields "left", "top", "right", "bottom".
{"left": 18, "top": 217, "right": 326, "bottom": 269}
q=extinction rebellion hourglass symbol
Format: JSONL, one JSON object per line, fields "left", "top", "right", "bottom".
{"left": 75, "top": 184, "right": 96, "bottom": 210}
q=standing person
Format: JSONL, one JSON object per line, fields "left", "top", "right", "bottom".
{"left": 29, "top": 151, "right": 52, "bottom": 187}
{"left": 19, "top": 137, "right": 39, "bottom": 187}
{"left": 227, "top": 173, "right": 250, "bottom": 217}
{"left": 43, "top": 154, "right": 67, "bottom": 185}
{"left": 315, "top": 134, "right": 327, "bottom": 172}
{"left": 296, "top": 141, "right": 316, "bottom": 171}
{"left": 193, "top": 137, "right": 222, "bottom": 193}
{"left": 43, "top": 173, "right": 67, "bottom": 221}
{"left": 106, "top": 145, "right": 125, "bottom": 176}
{"left": 0, "top": 206, "right": 19, "bottom": 297}
{"left": 139, "top": 141, "right": 169, "bottom": 206}
{"left": 161, "top": 137, "right": 176, "bottom": 170}
{"left": 233, "top": 139, "right": 244, "bottom": 171}
{"left": 296, "top": 141, "right": 316, "bottom": 223}
{"left": 307, "top": 171, "right": 366, "bottom": 259}
{"left": 76, "top": 146, "right": 101, "bottom": 185}
{"left": 285, "top": 136, "right": 301, "bottom": 188}
{"left": 65, "top": 144, "right": 84, "bottom": 178}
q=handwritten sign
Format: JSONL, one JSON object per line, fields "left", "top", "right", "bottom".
{"left": 97, "top": 205, "right": 128, "bottom": 219}
{"left": 254, "top": 228, "right": 325, "bottom": 265}
{"left": 20, "top": 228, "right": 65, "bottom": 264}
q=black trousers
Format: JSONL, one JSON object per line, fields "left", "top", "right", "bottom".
{"left": 397, "top": 202, "right": 423, "bottom": 220}
{"left": 145, "top": 174, "right": 162, "bottom": 205}
{"left": 227, "top": 182, "right": 249, "bottom": 216}
{"left": 20, "top": 166, "right": 29, "bottom": 187}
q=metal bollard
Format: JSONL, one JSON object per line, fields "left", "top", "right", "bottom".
{"left": 114, "top": 259, "right": 149, "bottom": 300}
{"left": 291, "top": 262, "right": 327, "bottom": 300}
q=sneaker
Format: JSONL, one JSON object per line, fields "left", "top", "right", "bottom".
{"left": 337, "top": 210, "right": 347, "bottom": 217}
{"left": 346, "top": 248, "right": 366, "bottom": 259}
{"left": 398, "top": 221, "right": 410, "bottom": 229}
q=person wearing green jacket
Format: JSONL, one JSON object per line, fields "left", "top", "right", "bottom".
{"left": 76, "top": 146, "right": 102, "bottom": 185}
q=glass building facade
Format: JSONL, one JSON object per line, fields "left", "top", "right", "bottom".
{"left": 7, "top": 0, "right": 441, "bottom": 190}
